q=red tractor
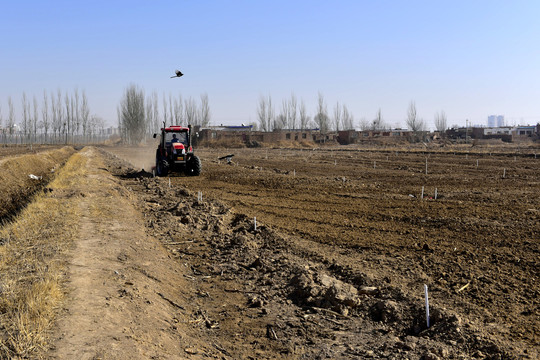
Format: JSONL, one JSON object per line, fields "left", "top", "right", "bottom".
{"left": 153, "top": 125, "right": 201, "bottom": 176}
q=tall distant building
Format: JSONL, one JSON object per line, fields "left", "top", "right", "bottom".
{"left": 488, "top": 115, "right": 504, "bottom": 127}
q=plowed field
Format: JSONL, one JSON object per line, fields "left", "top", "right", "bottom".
{"left": 106, "top": 144, "right": 539, "bottom": 359}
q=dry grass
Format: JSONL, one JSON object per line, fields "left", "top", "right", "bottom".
{"left": 0, "top": 147, "right": 75, "bottom": 219}
{"left": 0, "top": 151, "right": 88, "bottom": 359}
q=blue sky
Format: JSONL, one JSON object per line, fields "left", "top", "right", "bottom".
{"left": 1, "top": 0, "right": 540, "bottom": 129}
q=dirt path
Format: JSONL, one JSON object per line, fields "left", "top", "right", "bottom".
{"left": 47, "top": 148, "right": 208, "bottom": 359}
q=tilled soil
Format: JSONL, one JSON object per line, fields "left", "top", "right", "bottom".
{"left": 103, "top": 145, "right": 539, "bottom": 359}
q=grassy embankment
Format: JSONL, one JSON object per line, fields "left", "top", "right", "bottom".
{"left": 0, "top": 149, "right": 86, "bottom": 358}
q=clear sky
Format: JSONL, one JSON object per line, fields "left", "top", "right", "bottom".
{"left": 1, "top": 0, "right": 540, "bottom": 130}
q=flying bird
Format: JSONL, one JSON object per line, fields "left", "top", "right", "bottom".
{"left": 171, "top": 70, "right": 184, "bottom": 78}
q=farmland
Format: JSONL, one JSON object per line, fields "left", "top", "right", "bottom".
{"left": 0, "top": 143, "right": 538, "bottom": 359}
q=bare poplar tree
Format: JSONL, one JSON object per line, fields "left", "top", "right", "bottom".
{"left": 81, "top": 91, "right": 90, "bottom": 141}
{"left": 434, "top": 110, "right": 447, "bottom": 133}
{"left": 50, "top": 92, "right": 57, "bottom": 142}
{"left": 267, "top": 95, "right": 275, "bottom": 131}
{"left": 277, "top": 99, "right": 289, "bottom": 130}
{"left": 257, "top": 95, "right": 268, "bottom": 131}
{"left": 184, "top": 97, "right": 198, "bottom": 125}
{"left": 74, "top": 88, "right": 81, "bottom": 139}
{"left": 42, "top": 91, "right": 49, "bottom": 143}
{"left": 342, "top": 105, "right": 354, "bottom": 130}
{"left": 32, "top": 95, "right": 38, "bottom": 143}
{"left": 199, "top": 93, "right": 211, "bottom": 127}
{"left": 152, "top": 92, "right": 160, "bottom": 133}
{"left": 56, "top": 90, "right": 64, "bottom": 143}
{"left": 168, "top": 94, "right": 174, "bottom": 124}
{"left": 406, "top": 101, "right": 425, "bottom": 132}
{"left": 299, "top": 98, "right": 308, "bottom": 130}
{"left": 7, "top": 97, "right": 15, "bottom": 143}
{"left": 372, "top": 108, "right": 385, "bottom": 130}
{"left": 314, "top": 92, "right": 329, "bottom": 133}
{"left": 162, "top": 94, "right": 169, "bottom": 127}
{"left": 333, "top": 101, "right": 342, "bottom": 131}
{"left": 22, "top": 92, "right": 29, "bottom": 143}
{"left": 64, "top": 93, "right": 71, "bottom": 143}
{"left": 173, "top": 94, "right": 183, "bottom": 124}
{"left": 145, "top": 94, "right": 154, "bottom": 137}
{"left": 118, "top": 84, "right": 146, "bottom": 144}
{"left": 289, "top": 93, "right": 297, "bottom": 129}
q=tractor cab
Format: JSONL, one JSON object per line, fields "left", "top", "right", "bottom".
{"left": 154, "top": 125, "right": 201, "bottom": 176}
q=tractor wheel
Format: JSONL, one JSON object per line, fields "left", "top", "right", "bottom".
{"left": 185, "top": 155, "right": 202, "bottom": 176}
{"left": 156, "top": 156, "right": 169, "bottom": 177}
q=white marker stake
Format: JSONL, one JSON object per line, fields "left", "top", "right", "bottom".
{"left": 152, "top": 169, "right": 155, "bottom": 178}
{"left": 434, "top": 188, "right": 438, "bottom": 200}
{"left": 168, "top": 178, "right": 171, "bottom": 188}
{"left": 421, "top": 186, "right": 424, "bottom": 199}
{"left": 425, "top": 158, "right": 428, "bottom": 175}
{"left": 503, "top": 168, "right": 506, "bottom": 178}
{"left": 293, "top": 169, "right": 296, "bottom": 177}
{"left": 424, "top": 284, "right": 430, "bottom": 328}
{"left": 476, "top": 159, "right": 479, "bottom": 168}
{"left": 334, "top": 160, "right": 337, "bottom": 166}
{"left": 254, "top": 217, "right": 257, "bottom": 231}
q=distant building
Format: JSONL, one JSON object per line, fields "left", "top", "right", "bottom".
{"left": 488, "top": 115, "right": 504, "bottom": 127}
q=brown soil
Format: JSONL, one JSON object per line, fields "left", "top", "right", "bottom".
{"left": 96, "top": 145, "right": 538, "bottom": 359}
{"left": 2, "top": 144, "right": 536, "bottom": 359}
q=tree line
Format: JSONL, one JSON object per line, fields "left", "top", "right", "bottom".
{"left": 117, "top": 84, "right": 211, "bottom": 144}
{"left": 0, "top": 88, "right": 105, "bottom": 145}
{"left": 256, "top": 94, "right": 448, "bottom": 134}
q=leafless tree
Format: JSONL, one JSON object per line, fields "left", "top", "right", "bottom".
{"left": 151, "top": 92, "right": 160, "bottom": 133}
{"left": 257, "top": 95, "right": 267, "bottom": 131}
{"left": 372, "top": 108, "right": 385, "bottom": 130}
{"left": 81, "top": 91, "right": 90, "bottom": 141}
{"left": 406, "top": 101, "right": 425, "bottom": 132}
{"left": 7, "top": 97, "right": 15, "bottom": 143}
{"left": 299, "top": 99, "right": 309, "bottom": 130}
{"left": 42, "top": 91, "right": 49, "bottom": 143}
{"left": 173, "top": 94, "right": 183, "bottom": 124}
{"left": 145, "top": 95, "right": 154, "bottom": 137}
{"left": 333, "top": 101, "right": 342, "bottom": 131}
{"left": 256, "top": 95, "right": 274, "bottom": 132}
{"left": 358, "top": 117, "right": 369, "bottom": 131}
{"left": 64, "top": 93, "right": 72, "bottom": 143}
{"left": 32, "top": 95, "right": 39, "bottom": 143}
{"left": 199, "top": 93, "right": 211, "bottom": 127}
{"left": 277, "top": 99, "right": 289, "bottom": 130}
{"left": 162, "top": 94, "right": 169, "bottom": 127}
{"left": 342, "top": 105, "right": 354, "bottom": 130}
{"left": 54, "top": 90, "right": 64, "bottom": 143}
{"left": 314, "top": 92, "right": 329, "bottom": 133}
{"left": 21, "top": 92, "right": 29, "bottom": 143}
{"left": 434, "top": 110, "right": 447, "bottom": 133}
{"left": 289, "top": 93, "right": 297, "bottom": 129}
{"left": 74, "top": 88, "right": 81, "bottom": 140}
{"left": 184, "top": 97, "right": 198, "bottom": 125}
{"left": 118, "top": 84, "right": 146, "bottom": 144}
